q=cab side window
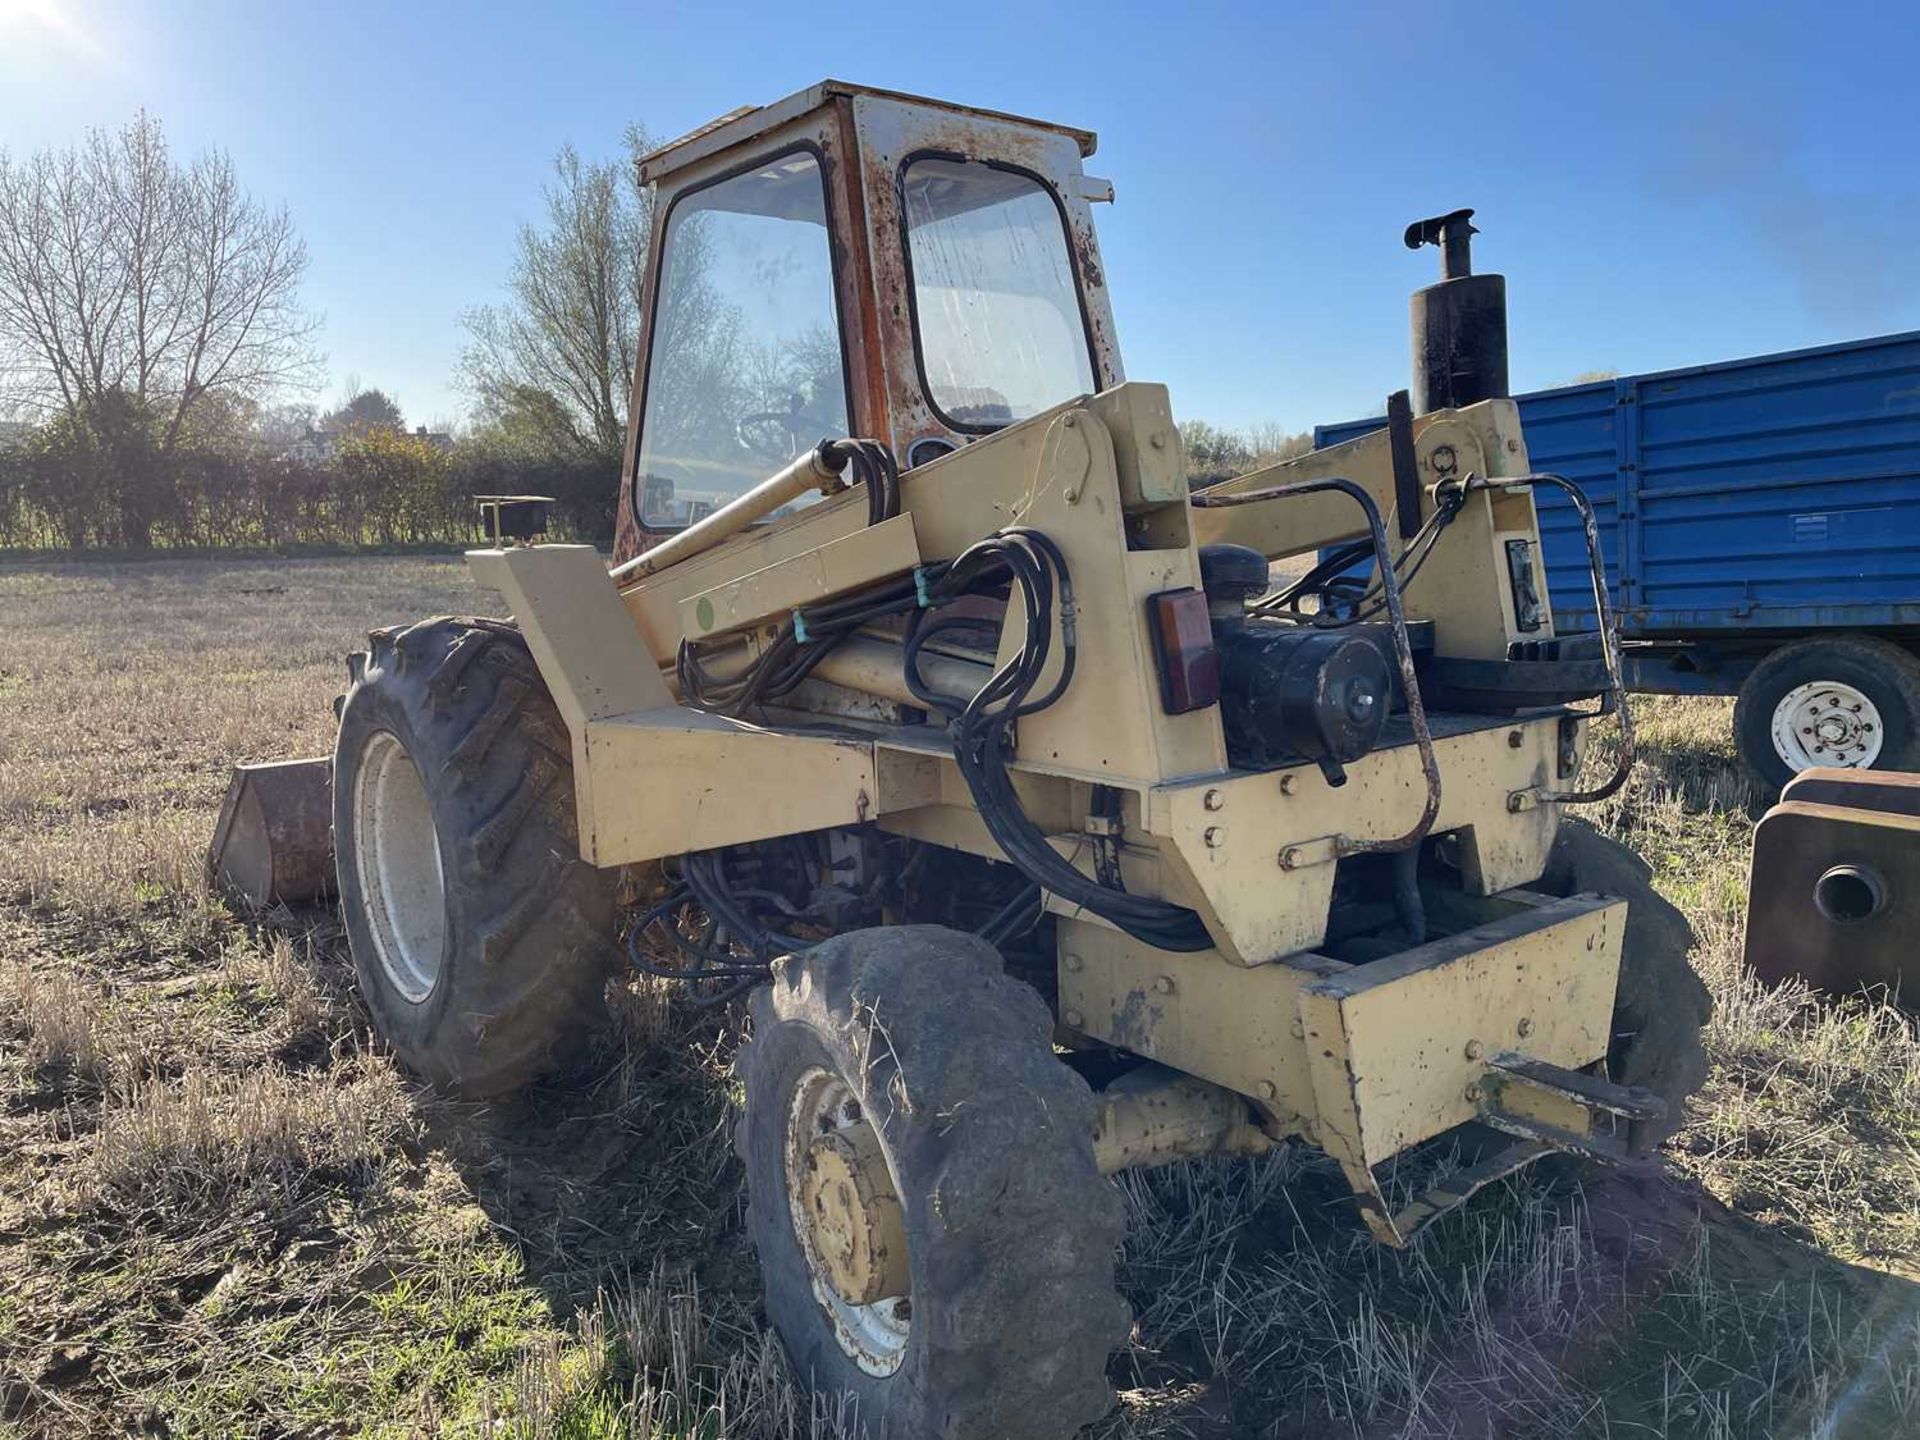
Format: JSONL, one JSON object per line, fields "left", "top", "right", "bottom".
{"left": 637, "top": 150, "right": 849, "bottom": 526}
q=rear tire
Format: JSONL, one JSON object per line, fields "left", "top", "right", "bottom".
{"left": 735, "top": 926, "right": 1129, "bottom": 1440}
{"left": 334, "top": 617, "right": 619, "bottom": 1096}
{"left": 1541, "top": 817, "right": 1710, "bottom": 1144}
{"left": 1733, "top": 636, "right": 1920, "bottom": 790}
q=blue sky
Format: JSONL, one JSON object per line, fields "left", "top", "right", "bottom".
{"left": 3, "top": 0, "right": 1916, "bottom": 435}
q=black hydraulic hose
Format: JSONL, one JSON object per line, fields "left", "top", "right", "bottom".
{"left": 1390, "top": 845, "right": 1427, "bottom": 947}
{"left": 682, "top": 506, "right": 1214, "bottom": 952}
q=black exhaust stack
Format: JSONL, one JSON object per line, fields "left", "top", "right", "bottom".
{"left": 1405, "top": 208, "right": 1508, "bottom": 416}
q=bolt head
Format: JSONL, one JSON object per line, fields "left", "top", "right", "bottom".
{"left": 1465, "top": 1083, "right": 1483, "bottom": 1103}
{"left": 1257, "top": 1081, "right": 1278, "bottom": 1101}
{"left": 1204, "top": 826, "right": 1225, "bottom": 848}
{"left": 1203, "top": 788, "right": 1225, "bottom": 811}
{"left": 1508, "top": 730, "right": 1524, "bottom": 749}
{"left": 1063, "top": 953, "right": 1083, "bottom": 973}
{"left": 1062, "top": 1009, "right": 1083, "bottom": 1029}
{"left": 1464, "top": 1039, "right": 1484, "bottom": 1060}
{"left": 1279, "top": 774, "right": 1297, "bottom": 796}
{"left": 1517, "top": 1017, "right": 1534, "bottom": 1038}
{"left": 1153, "top": 975, "right": 1175, "bottom": 995}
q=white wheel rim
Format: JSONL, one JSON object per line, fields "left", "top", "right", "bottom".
{"left": 1770, "top": 680, "right": 1884, "bottom": 773}
{"left": 352, "top": 730, "right": 448, "bottom": 1003}
{"left": 785, "top": 1067, "right": 912, "bottom": 1375}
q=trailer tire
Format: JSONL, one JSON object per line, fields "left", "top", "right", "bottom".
{"left": 334, "top": 617, "right": 619, "bottom": 1096}
{"left": 1733, "top": 636, "right": 1920, "bottom": 791}
{"left": 736, "top": 926, "right": 1128, "bottom": 1440}
{"left": 1541, "top": 818, "right": 1710, "bottom": 1146}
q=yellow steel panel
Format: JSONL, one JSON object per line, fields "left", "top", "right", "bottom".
{"left": 1298, "top": 893, "right": 1622, "bottom": 1170}
{"left": 581, "top": 708, "right": 878, "bottom": 865}
{"left": 466, "top": 546, "right": 673, "bottom": 730}
{"left": 1145, "top": 715, "right": 1570, "bottom": 964}
{"left": 1085, "top": 384, "right": 1187, "bottom": 505}
{"left": 1054, "top": 916, "right": 1332, "bottom": 1131}
{"left": 677, "top": 512, "right": 922, "bottom": 640}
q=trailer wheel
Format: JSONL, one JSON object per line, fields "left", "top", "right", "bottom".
{"left": 735, "top": 926, "right": 1128, "bottom": 1440}
{"left": 334, "top": 617, "right": 619, "bottom": 1095}
{"left": 1541, "top": 818, "right": 1710, "bottom": 1146}
{"left": 1733, "top": 636, "right": 1920, "bottom": 790}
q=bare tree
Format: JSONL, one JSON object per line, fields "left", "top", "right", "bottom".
{"left": 461, "top": 127, "right": 652, "bottom": 461}
{"left": 0, "top": 113, "right": 317, "bottom": 544}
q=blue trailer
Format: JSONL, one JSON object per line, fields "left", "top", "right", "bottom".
{"left": 1315, "top": 331, "right": 1920, "bottom": 786}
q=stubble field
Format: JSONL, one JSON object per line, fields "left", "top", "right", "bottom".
{"left": 1, "top": 555, "right": 1917, "bottom": 1438}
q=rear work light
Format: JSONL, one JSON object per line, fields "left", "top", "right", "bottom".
{"left": 1146, "top": 588, "right": 1220, "bottom": 714}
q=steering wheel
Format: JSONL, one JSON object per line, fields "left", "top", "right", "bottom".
{"left": 735, "top": 408, "right": 808, "bottom": 460}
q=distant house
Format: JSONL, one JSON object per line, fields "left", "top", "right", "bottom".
{"left": 284, "top": 427, "right": 334, "bottom": 464}
{"left": 281, "top": 423, "right": 452, "bottom": 464}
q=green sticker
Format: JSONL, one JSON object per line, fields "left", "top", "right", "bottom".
{"left": 695, "top": 596, "right": 715, "bottom": 631}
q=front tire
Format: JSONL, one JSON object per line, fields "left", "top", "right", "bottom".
{"left": 334, "top": 617, "right": 619, "bottom": 1095}
{"left": 1541, "top": 818, "right": 1710, "bottom": 1144}
{"left": 736, "top": 926, "right": 1129, "bottom": 1440}
{"left": 1733, "top": 636, "right": 1920, "bottom": 790}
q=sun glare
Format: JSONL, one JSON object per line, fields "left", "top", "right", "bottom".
{"left": 0, "top": 0, "right": 93, "bottom": 49}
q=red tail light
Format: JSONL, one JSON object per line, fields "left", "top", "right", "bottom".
{"left": 1146, "top": 588, "right": 1220, "bottom": 714}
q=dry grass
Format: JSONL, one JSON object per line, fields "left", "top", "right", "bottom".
{"left": 1, "top": 555, "right": 1917, "bottom": 1438}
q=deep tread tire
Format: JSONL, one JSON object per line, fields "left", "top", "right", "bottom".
{"left": 1733, "top": 635, "right": 1920, "bottom": 790}
{"left": 736, "top": 926, "right": 1129, "bottom": 1440}
{"left": 334, "top": 616, "right": 618, "bottom": 1095}
{"left": 1541, "top": 817, "right": 1711, "bottom": 1144}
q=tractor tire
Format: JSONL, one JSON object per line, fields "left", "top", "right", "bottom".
{"left": 333, "top": 617, "right": 619, "bottom": 1096}
{"left": 1733, "top": 635, "right": 1920, "bottom": 791}
{"left": 735, "top": 926, "right": 1129, "bottom": 1440}
{"left": 1540, "top": 817, "right": 1711, "bottom": 1145}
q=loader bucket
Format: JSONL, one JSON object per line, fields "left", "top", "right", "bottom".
{"left": 1744, "top": 766, "right": 1919, "bottom": 1000}
{"left": 207, "top": 758, "right": 336, "bottom": 909}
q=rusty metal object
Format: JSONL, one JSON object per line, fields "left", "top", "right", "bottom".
{"left": 1746, "top": 780, "right": 1920, "bottom": 998}
{"left": 207, "top": 758, "right": 335, "bottom": 908}
{"left": 1781, "top": 765, "right": 1920, "bottom": 817}
{"left": 611, "top": 81, "right": 1124, "bottom": 570}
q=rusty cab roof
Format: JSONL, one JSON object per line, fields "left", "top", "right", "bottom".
{"left": 636, "top": 79, "right": 1098, "bottom": 185}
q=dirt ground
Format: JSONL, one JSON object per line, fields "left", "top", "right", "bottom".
{"left": 1, "top": 554, "right": 1916, "bottom": 1439}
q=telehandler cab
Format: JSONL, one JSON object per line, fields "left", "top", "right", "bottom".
{"left": 217, "top": 81, "right": 1711, "bottom": 1438}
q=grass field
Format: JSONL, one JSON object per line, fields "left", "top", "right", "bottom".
{"left": 2, "top": 555, "right": 1917, "bottom": 1439}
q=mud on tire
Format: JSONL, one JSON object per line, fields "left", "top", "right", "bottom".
{"left": 736, "top": 926, "right": 1129, "bottom": 1440}
{"left": 334, "top": 616, "right": 619, "bottom": 1095}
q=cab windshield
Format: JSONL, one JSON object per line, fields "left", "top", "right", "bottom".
{"left": 901, "top": 157, "right": 1095, "bottom": 431}
{"left": 637, "top": 150, "right": 850, "bottom": 528}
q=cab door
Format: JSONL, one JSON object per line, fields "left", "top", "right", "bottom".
{"left": 847, "top": 93, "right": 1123, "bottom": 469}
